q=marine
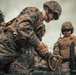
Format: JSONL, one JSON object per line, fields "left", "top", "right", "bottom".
{"left": 0, "top": 1, "right": 62, "bottom": 75}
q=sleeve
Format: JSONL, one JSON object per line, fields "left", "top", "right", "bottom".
{"left": 72, "top": 36, "right": 76, "bottom": 57}
{"left": 74, "top": 36, "right": 76, "bottom": 46}
{"left": 16, "top": 7, "right": 41, "bottom": 47}
{"left": 35, "top": 24, "right": 46, "bottom": 41}
{"left": 53, "top": 41, "right": 60, "bottom": 55}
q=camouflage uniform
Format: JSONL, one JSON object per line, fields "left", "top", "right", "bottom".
{"left": 0, "top": 7, "right": 46, "bottom": 75}
{"left": 53, "top": 22, "right": 76, "bottom": 73}
{"left": 0, "top": 1, "right": 62, "bottom": 74}
{"left": 0, "top": 10, "right": 8, "bottom": 74}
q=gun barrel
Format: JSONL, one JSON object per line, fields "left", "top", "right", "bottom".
{"left": 70, "top": 42, "right": 75, "bottom": 70}
{"left": 70, "top": 42, "right": 76, "bottom": 74}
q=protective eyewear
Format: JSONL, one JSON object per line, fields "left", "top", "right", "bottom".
{"left": 62, "top": 29, "right": 71, "bottom": 32}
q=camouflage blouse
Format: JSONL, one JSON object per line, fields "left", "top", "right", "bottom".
{"left": 16, "top": 7, "right": 46, "bottom": 47}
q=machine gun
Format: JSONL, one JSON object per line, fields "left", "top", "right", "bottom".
{"left": 29, "top": 52, "right": 63, "bottom": 75}
{"left": 70, "top": 42, "right": 76, "bottom": 74}
{"left": 30, "top": 71, "right": 65, "bottom": 75}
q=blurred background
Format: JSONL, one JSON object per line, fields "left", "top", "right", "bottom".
{"left": 0, "top": 0, "right": 76, "bottom": 52}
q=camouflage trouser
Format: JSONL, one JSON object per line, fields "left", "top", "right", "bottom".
{"left": 0, "top": 31, "right": 29, "bottom": 75}
{"left": 61, "top": 61, "right": 70, "bottom": 73}
{"left": 8, "top": 55, "right": 29, "bottom": 75}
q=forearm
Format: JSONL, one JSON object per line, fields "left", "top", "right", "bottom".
{"left": 53, "top": 42, "right": 60, "bottom": 55}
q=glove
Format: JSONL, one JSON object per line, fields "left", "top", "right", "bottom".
{"left": 35, "top": 42, "right": 49, "bottom": 57}
{"left": 47, "top": 53, "right": 62, "bottom": 71}
{"left": 54, "top": 54, "right": 63, "bottom": 59}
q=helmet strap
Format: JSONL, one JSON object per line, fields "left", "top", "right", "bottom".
{"left": 45, "top": 9, "right": 50, "bottom": 22}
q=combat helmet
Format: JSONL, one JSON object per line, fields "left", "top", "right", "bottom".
{"left": 61, "top": 22, "right": 74, "bottom": 34}
{"left": 43, "top": 1, "right": 62, "bottom": 20}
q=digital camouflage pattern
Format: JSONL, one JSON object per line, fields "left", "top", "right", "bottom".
{"left": 53, "top": 22, "right": 76, "bottom": 74}
{"left": 0, "top": 7, "right": 49, "bottom": 75}
{"left": 61, "top": 22, "right": 73, "bottom": 30}
{"left": 43, "top": 1, "right": 62, "bottom": 20}
{"left": 61, "top": 22, "right": 74, "bottom": 34}
{"left": 53, "top": 36, "right": 76, "bottom": 59}
{"left": 53, "top": 35, "right": 76, "bottom": 73}
{"left": 0, "top": 10, "right": 9, "bottom": 74}
{"left": 0, "top": 1, "right": 62, "bottom": 74}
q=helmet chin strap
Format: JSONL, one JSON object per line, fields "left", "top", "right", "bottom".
{"left": 45, "top": 10, "right": 50, "bottom": 23}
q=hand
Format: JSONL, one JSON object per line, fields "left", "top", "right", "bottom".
{"left": 54, "top": 54, "right": 63, "bottom": 59}
{"left": 36, "top": 42, "right": 49, "bottom": 56}
{"left": 40, "top": 44, "right": 49, "bottom": 55}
